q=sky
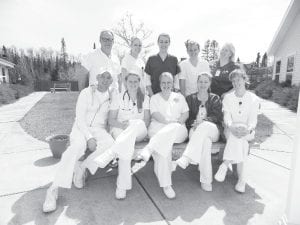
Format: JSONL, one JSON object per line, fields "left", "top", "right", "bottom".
{"left": 0, "top": 0, "right": 291, "bottom": 63}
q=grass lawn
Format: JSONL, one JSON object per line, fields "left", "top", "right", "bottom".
{"left": 20, "top": 92, "right": 79, "bottom": 142}
{"left": 20, "top": 92, "right": 274, "bottom": 149}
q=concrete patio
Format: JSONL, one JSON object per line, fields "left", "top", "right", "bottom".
{"left": 0, "top": 92, "right": 296, "bottom": 225}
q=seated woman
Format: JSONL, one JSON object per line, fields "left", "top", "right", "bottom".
{"left": 94, "top": 72, "right": 150, "bottom": 200}
{"left": 175, "top": 72, "right": 223, "bottom": 192}
{"left": 132, "top": 72, "right": 189, "bottom": 199}
{"left": 214, "top": 69, "right": 260, "bottom": 193}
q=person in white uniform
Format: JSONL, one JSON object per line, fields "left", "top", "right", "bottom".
{"left": 214, "top": 69, "right": 260, "bottom": 193}
{"left": 121, "top": 37, "right": 145, "bottom": 94}
{"left": 93, "top": 72, "right": 150, "bottom": 199}
{"left": 82, "top": 30, "right": 120, "bottom": 90}
{"left": 175, "top": 72, "right": 223, "bottom": 192}
{"left": 132, "top": 72, "right": 189, "bottom": 199}
{"left": 179, "top": 40, "right": 210, "bottom": 97}
{"left": 43, "top": 70, "right": 117, "bottom": 213}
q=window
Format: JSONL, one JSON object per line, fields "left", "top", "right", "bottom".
{"left": 2, "top": 68, "right": 5, "bottom": 76}
{"left": 286, "top": 55, "right": 295, "bottom": 86}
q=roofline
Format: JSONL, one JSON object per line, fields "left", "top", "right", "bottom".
{"left": 0, "top": 58, "right": 15, "bottom": 68}
{"left": 267, "top": 0, "right": 296, "bottom": 55}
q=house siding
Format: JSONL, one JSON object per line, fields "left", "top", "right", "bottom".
{"left": 272, "top": 12, "right": 300, "bottom": 85}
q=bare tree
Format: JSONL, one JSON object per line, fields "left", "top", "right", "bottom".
{"left": 112, "top": 13, "right": 154, "bottom": 62}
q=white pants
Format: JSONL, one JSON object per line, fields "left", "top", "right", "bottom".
{"left": 109, "top": 119, "right": 147, "bottom": 190}
{"left": 52, "top": 125, "right": 114, "bottom": 189}
{"left": 182, "top": 121, "right": 219, "bottom": 184}
{"left": 223, "top": 128, "right": 255, "bottom": 163}
{"left": 146, "top": 122, "right": 188, "bottom": 187}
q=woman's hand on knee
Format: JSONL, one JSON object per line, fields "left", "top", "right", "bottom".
{"left": 87, "top": 138, "right": 97, "bottom": 151}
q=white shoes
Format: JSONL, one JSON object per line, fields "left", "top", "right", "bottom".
{"left": 214, "top": 163, "right": 228, "bottom": 182}
{"left": 73, "top": 162, "right": 87, "bottom": 189}
{"left": 235, "top": 180, "right": 246, "bottom": 193}
{"left": 43, "top": 186, "right": 58, "bottom": 213}
{"left": 115, "top": 188, "right": 127, "bottom": 200}
{"left": 176, "top": 156, "right": 190, "bottom": 169}
{"left": 201, "top": 183, "right": 212, "bottom": 192}
{"left": 163, "top": 186, "right": 176, "bottom": 199}
{"left": 94, "top": 149, "right": 117, "bottom": 168}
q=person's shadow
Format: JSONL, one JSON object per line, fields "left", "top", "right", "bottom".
{"left": 134, "top": 159, "right": 266, "bottom": 225}
{"left": 6, "top": 167, "right": 167, "bottom": 225}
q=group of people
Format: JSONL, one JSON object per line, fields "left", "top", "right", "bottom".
{"left": 42, "top": 30, "right": 260, "bottom": 213}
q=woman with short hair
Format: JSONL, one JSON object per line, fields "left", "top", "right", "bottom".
{"left": 175, "top": 72, "right": 223, "bottom": 192}
{"left": 214, "top": 69, "right": 260, "bottom": 193}
{"left": 179, "top": 40, "right": 210, "bottom": 97}
{"left": 132, "top": 72, "right": 189, "bottom": 199}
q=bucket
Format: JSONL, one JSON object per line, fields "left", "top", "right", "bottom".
{"left": 47, "top": 134, "right": 69, "bottom": 158}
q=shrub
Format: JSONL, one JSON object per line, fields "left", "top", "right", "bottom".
{"left": 0, "top": 84, "right": 16, "bottom": 104}
{"left": 254, "top": 78, "right": 278, "bottom": 99}
{"left": 255, "top": 79, "right": 299, "bottom": 112}
{"left": 0, "top": 84, "right": 33, "bottom": 105}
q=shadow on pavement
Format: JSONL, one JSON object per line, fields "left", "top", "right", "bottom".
{"left": 135, "top": 162, "right": 265, "bottom": 225}
{"left": 34, "top": 156, "right": 60, "bottom": 167}
{"left": 6, "top": 176, "right": 166, "bottom": 225}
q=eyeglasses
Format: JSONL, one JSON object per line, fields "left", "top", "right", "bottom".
{"left": 101, "top": 37, "right": 114, "bottom": 42}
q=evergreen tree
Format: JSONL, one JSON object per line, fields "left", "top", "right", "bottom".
{"left": 93, "top": 42, "right": 96, "bottom": 49}
{"left": 261, "top": 52, "right": 268, "bottom": 67}
{"left": 237, "top": 57, "right": 240, "bottom": 63}
{"left": 256, "top": 52, "right": 261, "bottom": 67}
{"left": 209, "top": 40, "right": 219, "bottom": 61}
{"left": 61, "top": 38, "right": 68, "bottom": 70}
{"left": 201, "top": 40, "right": 210, "bottom": 61}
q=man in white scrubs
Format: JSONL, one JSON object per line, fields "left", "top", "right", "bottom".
{"left": 82, "top": 30, "right": 121, "bottom": 90}
{"left": 43, "top": 70, "right": 118, "bottom": 213}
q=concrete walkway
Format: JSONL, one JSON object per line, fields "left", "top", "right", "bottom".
{"left": 0, "top": 92, "right": 296, "bottom": 225}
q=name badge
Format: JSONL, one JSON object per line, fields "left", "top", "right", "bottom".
{"left": 215, "top": 70, "right": 220, "bottom": 77}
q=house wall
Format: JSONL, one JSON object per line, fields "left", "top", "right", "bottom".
{"left": 0, "top": 65, "right": 10, "bottom": 84}
{"left": 273, "top": 13, "right": 300, "bottom": 85}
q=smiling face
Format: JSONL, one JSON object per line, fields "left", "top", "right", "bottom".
{"left": 131, "top": 38, "right": 142, "bottom": 56}
{"left": 97, "top": 71, "right": 113, "bottom": 91}
{"left": 158, "top": 35, "right": 170, "bottom": 53}
{"left": 160, "top": 73, "right": 173, "bottom": 94}
{"left": 197, "top": 74, "right": 211, "bottom": 92}
{"left": 231, "top": 75, "right": 246, "bottom": 91}
{"left": 220, "top": 46, "right": 232, "bottom": 60}
{"left": 125, "top": 74, "right": 140, "bottom": 92}
{"left": 100, "top": 31, "right": 114, "bottom": 56}
{"left": 187, "top": 43, "right": 200, "bottom": 59}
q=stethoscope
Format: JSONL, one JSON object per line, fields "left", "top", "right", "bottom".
{"left": 121, "top": 90, "right": 137, "bottom": 112}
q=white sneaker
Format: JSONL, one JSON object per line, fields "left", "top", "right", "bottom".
{"left": 176, "top": 156, "right": 190, "bottom": 169}
{"left": 163, "top": 186, "right": 176, "bottom": 199}
{"left": 43, "top": 187, "right": 58, "bottom": 213}
{"left": 214, "top": 163, "right": 228, "bottom": 182}
{"left": 131, "top": 160, "right": 147, "bottom": 174}
{"left": 201, "top": 183, "right": 212, "bottom": 192}
{"left": 235, "top": 180, "right": 246, "bottom": 193}
{"left": 73, "top": 162, "right": 86, "bottom": 189}
{"left": 115, "top": 188, "right": 127, "bottom": 200}
{"left": 94, "top": 149, "right": 116, "bottom": 168}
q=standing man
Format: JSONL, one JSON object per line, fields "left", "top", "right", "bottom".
{"left": 43, "top": 70, "right": 118, "bottom": 213}
{"left": 82, "top": 30, "right": 121, "bottom": 90}
{"left": 145, "top": 33, "right": 181, "bottom": 96}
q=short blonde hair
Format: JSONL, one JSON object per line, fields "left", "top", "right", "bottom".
{"left": 197, "top": 72, "right": 213, "bottom": 82}
{"left": 185, "top": 39, "right": 200, "bottom": 50}
{"left": 229, "top": 69, "right": 249, "bottom": 83}
{"left": 158, "top": 33, "right": 170, "bottom": 42}
{"left": 159, "top": 72, "right": 173, "bottom": 82}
